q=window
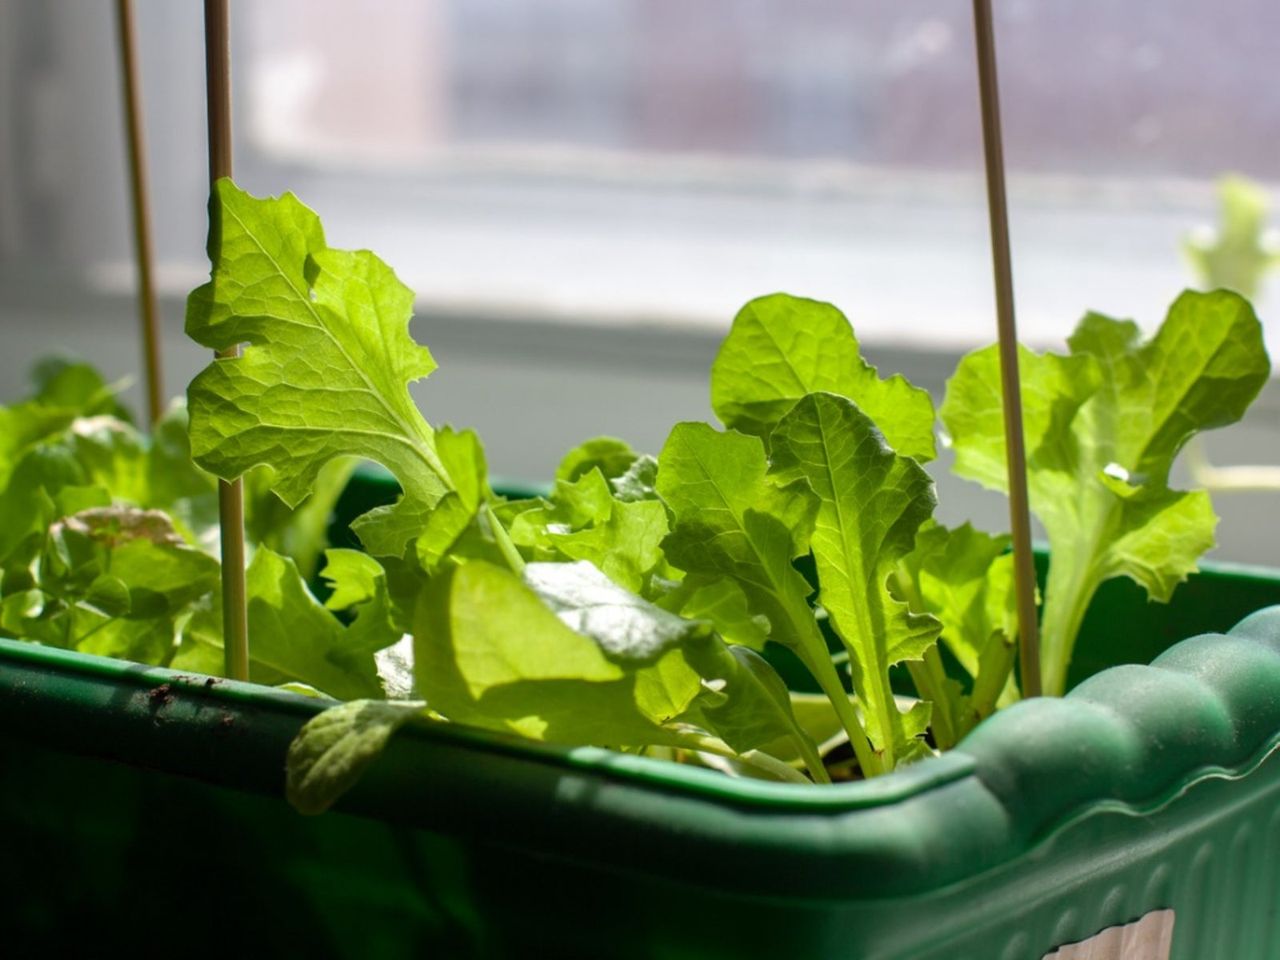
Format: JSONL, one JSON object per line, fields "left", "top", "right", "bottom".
{"left": 1, "top": 0, "right": 1277, "bottom": 559}
{"left": 228, "top": 0, "right": 1280, "bottom": 352}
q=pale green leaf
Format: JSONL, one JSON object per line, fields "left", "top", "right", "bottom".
{"left": 286, "top": 698, "right": 427, "bottom": 815}
{"left": 769, "top": 392, "right": 940, "bottom": 764}
{"left": 555, "top": 436, "right": 637, "bottom": 483}
{"left": 413, "top": 561, "right": 689, "bottom": 746}
{"left": 942, "top": 289, "right": 1270, "bottom": 694}
{"left": 411, "top": 427, "right": 490, "bottom": 570}
{"left": 710, "top": 293, "right": 936, "bottom": 461}
{"left": 657, "top": 422, "right": 826, "bottom": 664}
{"left": 899, "top": 522, "right": 1015, "bottom": 679}
{"left": 172, "top": 547, "right": 385, "bottom": 699}
{"left": 185, "top": 180, "right": 453, "bottom": 558}
{"left": 1183, "top": 174, "right": 1280, "bottom": 298}
{"left": 549, "top": 499, "right": 669, "bottom": 593}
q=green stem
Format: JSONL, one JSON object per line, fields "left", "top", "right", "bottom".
{"left": 908, "top": 647, "right": 957, "bottom": 751}
{"left": 966, "top": 636, "right": 1017, "bottom": 734}
{"left": 851, "top": 629, "right": 900, "bottom": 771}
{"left": 794, "top": 642, "right": 882, "bottom": 778}
{"left": 680, "top": 734, "right": 812, "bottom": 786}
{"left": 893, "top": 563, "right": 957, "bottom": 750}
{"left": 792, "top": 729, "right": 833, "bottom": 785}
{"left": 483, "top": 503, "right": 525, "bottom": 575}
{"left": 1039, "top": 556, "right": 1102, "bottom": 697}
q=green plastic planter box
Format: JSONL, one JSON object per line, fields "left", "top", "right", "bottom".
{"left": 4, "top": 468, "right": 1280, "bottom": 958}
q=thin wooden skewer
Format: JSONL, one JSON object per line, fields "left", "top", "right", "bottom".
{"left": 204, "top": 0, "right": 249, "bottom": 682}
{"left": 114, "top": 0, "right": 163, "bottom": 425}
{"left": 971, "top": 0, "right": 1042, "bottom": 698}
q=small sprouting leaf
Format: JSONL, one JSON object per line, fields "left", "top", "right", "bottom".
{"left": 320, "top": 548, "right": 385, "bottom": 610}
{"left": 899, "top": 522, "right": 1015, "bottom": 680}
{"left": 286, "top": 698, "right": 427, "bottom": 815}
{"left": 412, "top": 427, "right": 491, "bottom": 570}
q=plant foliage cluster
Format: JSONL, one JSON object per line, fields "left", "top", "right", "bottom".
{"left": 0, "top": 182, "right": 1269, "bottom": 812}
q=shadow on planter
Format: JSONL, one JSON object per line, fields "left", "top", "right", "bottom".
{"left": 2, "top": 465, "right": 1280, "bottom": 959}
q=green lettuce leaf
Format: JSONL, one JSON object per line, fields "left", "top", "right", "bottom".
{"left": 173, "top": 547, "right": 388, "bottom": 699}
{"left": 673, "top": 578, "right": 769, "bottom": 651}
{"left": 899, "top": 522, "right": 1015, "bottom": 681}
{"left": 0, "top": 506, "right": 218, "bottom": 663}
{"left": 185, "top": 179, "right": 455, "bottom": 558}
{"left": 410, "top": 426, "right": 493, "bottom": 571}
{"left": 941, "top": 289, "right": 1270, "bottom": 694}
{"left": 43, "top": 507, "right": 219, "bottom": 618}
{"left": 245, "top": 456, "right": 356, "bottom": 580}
{"left": 286, "top": 698, "right": 428, "bottom": 815}
{"left": 710, "top": 293, "right": 936, "bottom": 461}
{"left": 555, "top": 436, "right": 637, "bottom": 484}
{"left": 656, "top": 421, "right": 881, "bottom": 773}
{"left": 769, "top": 392, "right": 940, "bottom": 767}
{"left": 499, "top": 467, "right": 614, "bottom": 560}
{"left": 678, "top": 643, "right": 826, "bottom": 779}
{"left": 413, "top": 560, "right": 696, "bottom": 746}
{"left": 896, "top": 522, "right": 1018, "bottom": 738}
{"left": 0, "top": 359, "right": 129, "bottom": 488}
{"left": 549, "top": 499, "right": 669, "bottom": 594}
{"left": 412, "top": 559, "right": 816, "bottom": 780}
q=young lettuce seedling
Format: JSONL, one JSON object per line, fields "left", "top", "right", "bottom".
{"left": 942, "top": 291, "right": 1269, "bottom": 694}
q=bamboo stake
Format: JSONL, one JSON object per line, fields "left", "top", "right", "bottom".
{"left": 114, "top": 0, "right": 163, "bottom": 425}
{"left": 204, "top": 0, "right": 249, "bottom": 682}
{"left": 971, "top": 0, "right": 1042, "bottom": 698}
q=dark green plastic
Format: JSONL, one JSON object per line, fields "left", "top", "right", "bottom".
{"left": 3, "top": 465, "right": 1280, "bottom": 958}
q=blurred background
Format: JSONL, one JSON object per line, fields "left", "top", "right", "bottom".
{"left": 2, "top": 0, "right": 1278, "bottom": 558}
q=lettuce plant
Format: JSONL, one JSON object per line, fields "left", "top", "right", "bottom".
{"left": 2, "top": 179, "right": 1269, "bottom": 812}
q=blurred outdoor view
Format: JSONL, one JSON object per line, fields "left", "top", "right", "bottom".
{"left": 5, "top": 0, "right": 1279, "bottom": 350}
{"left": 229, "top": 0, "right": 1280, "bottom": 350}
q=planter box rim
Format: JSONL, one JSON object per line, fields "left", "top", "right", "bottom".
{"left": 5, "top": 565, "right": 1280, "bottom": 900}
